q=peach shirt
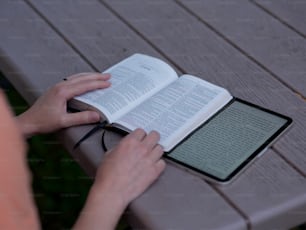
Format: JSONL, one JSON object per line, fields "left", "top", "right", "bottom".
{"left": 0, "top": 91, "right": 40, "bottom": 229}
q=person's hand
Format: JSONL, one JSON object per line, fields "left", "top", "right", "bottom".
{"left": 74, "top": 129, "right": 166, "bottom": 230}
{"left": 16, "top": 73, "right": 111, "bottom": 137}
{"left": 95, "top": 128, "right": 166, "bottom": 207}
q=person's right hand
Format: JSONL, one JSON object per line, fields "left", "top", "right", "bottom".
{"left": 73, "top": 129, "right": 165, "bottom": 230}
{"left": 94, "top": 128, "right": 166, "bottom": 208}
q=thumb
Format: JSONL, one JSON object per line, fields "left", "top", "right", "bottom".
{"left": 63, "top": 111, "right": 101, "bottom": 127}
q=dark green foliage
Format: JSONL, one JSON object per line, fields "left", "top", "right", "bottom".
{"left": 27, "top": 134, "right": 93, "bottom": 230}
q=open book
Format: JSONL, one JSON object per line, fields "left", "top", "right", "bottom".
{"left": 69, "top": 54, "right": 233, "bottom": 151}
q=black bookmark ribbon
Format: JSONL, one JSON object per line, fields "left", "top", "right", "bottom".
{"left": 73, "top": 121, "right": 129, "bottom": 150}
{"left": 73, "top": 121, "right": 108, "bottom": 150}
{"left": 100, "top": 126, "right": 129, "bottom": 152}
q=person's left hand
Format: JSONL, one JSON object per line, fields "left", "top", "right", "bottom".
{"left": 17, "top": 73, "right": 111, "bottom": 137}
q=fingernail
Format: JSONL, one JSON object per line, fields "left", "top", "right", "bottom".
{"left": 103, "top": 81, "right": 111, "bottom": 87}
{"left": 91, "top": 112, "right": 100, "bottom": 121}
{"left": 103, "top": 73, "right": 111, "bottom": 78}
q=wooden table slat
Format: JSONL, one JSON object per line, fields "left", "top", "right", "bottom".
{"left": 0, "top": 0, "right": 95, "bottom": 104}
{"left": 216, "top": 149, "right": 306, "bottom": 230}
{"left": 27, "top": 0, "right": 165, "bottom": 72}
{"left": 179, "top": 0, "right": 306, "bottom": 97}
{"left": 129, "top": 162, "right": 247, "bottom": 230}
{"left": 254, "top": 0, "right": 306, "bottom": 37}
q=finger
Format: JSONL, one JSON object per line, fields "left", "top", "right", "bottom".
{"left": 145, "top": 159, "right": 166, "bottom": 185}
{"left": 70, "top": 73, "right": 111, "bottom": 82}
{"left": 66, "top": 73, "right": 111, "bottom": 83}
{"left": 155, "top": 159, "right": 166, "bottom": 175}
{"left": 142, "top": 130, "right": 160, "bottom": 149}
{"left": 66, "top": 72, "right": 94, "bottom": 80}
{"left": 148, "top": 144, "right": 164, "bottom": 162}
{"left": 62, "top": 79, "right": 111, "bottom": 99}
{"left": 128, "top": 128, "right": 147, "bottom": 141}
{"left": 62, "top": 111, "right": 100, "bottom": 127}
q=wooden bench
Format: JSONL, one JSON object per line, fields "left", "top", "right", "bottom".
{"left": 1, "top": 1, "right": 305, "bottom": 229}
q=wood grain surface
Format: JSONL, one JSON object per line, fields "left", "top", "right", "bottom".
{"left": 178, "top": 0, "right": 306, "bottom": 97}
{"left": 254, "top": 0, "right": 306, "bottom": 37}
{"left": 0, "top": 0, "right": 305, "bottom": 229}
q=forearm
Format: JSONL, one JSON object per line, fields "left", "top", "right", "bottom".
{"left": 16, "top": 111, "right": 40, "bottom": 138}
{"left": 73, "top": 184, "right": 127, "bottom": 230}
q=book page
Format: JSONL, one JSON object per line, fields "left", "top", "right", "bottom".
{"left": 73, "top": 54, "right": 178, "bottom": 122}
{"left": 115, "top": 75, "right": 232, "bottom": 151}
